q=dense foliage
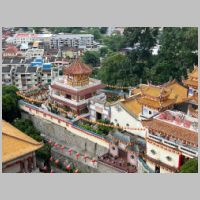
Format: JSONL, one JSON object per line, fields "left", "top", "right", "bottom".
{"left": 82, "top": 51, "right": 100, "bottom": 67}
{"left": 150, "top": 27, "right": 198, "bottom": 84}
{"left": 98, "top": 53, "right": 139, "bottom": 86}
{"left": 180, "top": 158, "right": 198, "bottom": 173}
{"left": 98, "top": 27, "right": 198, "bottom": 86}
{"left": 2, "top": 85, "right": 21, "bottom": 123}
{"left": 78, "top": 119, "right": 114, "bottom": 136}
{"left": 13, "top": 118, "right": 51, "bottom": 161}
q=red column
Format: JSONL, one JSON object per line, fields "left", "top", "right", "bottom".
{"left": 178, "top": 154, "right": 182, "bottom": 170}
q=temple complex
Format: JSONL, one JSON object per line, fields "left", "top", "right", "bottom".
{"left": 49, "top": 59, "right": 105, "bottom": 114}
{"left": 142, "top": 110, "right": 198, "bottom": 173}
{"left": 2, "top": 120, "right": 43, "bottom": 173}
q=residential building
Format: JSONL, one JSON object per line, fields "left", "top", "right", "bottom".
{"left": 2, "top": 120, "right": 43, "bottom": 173}
{"left": 14, "top": 65, "right": 42, "bottom": 90}
{"left": 42, "top": 68, "right": 52, "bottom": 84}
{"left": 2, "top": 65, "right": 15, "bottom": 86}
{"left": 50, "top": 34, "right": 94, "bottom": 49}
{"left": 6, "top": 33, "right": 52, "bottom": 45}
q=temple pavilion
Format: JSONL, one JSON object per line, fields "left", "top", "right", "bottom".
{"left": 130, "top": 80, "right": 188, "bottom": 119}
{"left": 2, "top": 120, "right": 43, "bottom": 173}
{"left": 49, "top": 59, "right": 105, "bottom": 114}
{"left": 182, "top": 65, "right": 198, "bottom": 97}
{"left": 182, "top": 65, "right": 198, "bottom": 118}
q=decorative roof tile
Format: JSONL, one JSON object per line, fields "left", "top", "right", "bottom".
{"left": 2, "top": 120, "right": 43, "bottom": 163}
{"left": 64, "top": 59, "right": 92, "bottom": 75}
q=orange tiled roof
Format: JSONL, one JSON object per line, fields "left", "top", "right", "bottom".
{"left": 140, "top": 84, "right": 171, "bottom": 99}
{"left": 163, "top": 80, "right": 188, "bottom": 104}
{"left": 4, "top": 45, "right": 18, "bottom": 54}
{"left": 182, "top": 66, "right": 198, "bottom": 88}
{"left": 131, "top": 80, "right": 188, "bottom": 109}
{"left": 64, "top": 59, "right": 92, "bottom": 75}
{"left": 120, "top": 96, "right": 142, "bottom": 118}
{"left": 2, "top": 120, "right": 43, "bottom": 163}
{"left": 137, "top": 97, "right": 176, "bottom": 110}
{"left": 142, "top": 119, "right": 198, "bottom": 147}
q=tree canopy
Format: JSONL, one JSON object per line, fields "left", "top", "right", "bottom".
{"left": 2, "top": 85, "right": 21, "bottom": 123}
{"left": 13, "top": 118, "right": 51, "bottom": 161}
{"left": 180, "top": 158, "right": 198, "bottom": 173}
{"left": 150, "top": 27, "right": 198, "bottom": 84}
{"left": 98, "top": 53, "right": 139, "bottom": 86}
{"left": 82, "top": 51, "right": 100, "bottom": 67}
{"left": 98, "top": 27, "right": 198, "bottom": 86}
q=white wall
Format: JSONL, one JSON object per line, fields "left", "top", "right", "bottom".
{"left": 142, "top": 106, "right": 158, "bottom": 118}
{"left": 110, "top": 104, "right": 146, "bottom": 138}
{"left": 109, "top": 144, "right": 118, "bottom": 157}
{"left": 147, "top": 142, "right": 179, "bottom": 169}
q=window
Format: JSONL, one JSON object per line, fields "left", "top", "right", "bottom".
{"left": 126, "top": 123, "right": 129, "bottom": 127}
{"left": 166, "top": 156, "right": 172, "bottom": 161}
{"left": 149, "top": 110, "right": 152, "bottom": 115}
{"left": 114, "top": 119, "right": 118, "bottom": 122}
{"left": 150, "top": 149, "right": 156, "bottom": 155}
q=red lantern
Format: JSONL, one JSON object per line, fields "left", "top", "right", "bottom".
{"left": 61, "top": 145, "right": 65, "bottom": 151}
{"left": 74, "top": 169, "right": 79, "bottom": 173}
{"left": 75, "top": 153, "right": 80, "bottom": 159}
{"left": 67, "top": 148, "right": 73, "bottom": 155}
{"left": 50, "top": 156, "right": 53, "bottom": 161}
{"left": 83, "top": 155, "right": 88, "bottom": 162}
{"left": 55, "top": 159, "right": 59, "bottom": 165}
{"left": 92, "top": 159, "right": 97, "bottom": 165}
{"left": 66, "top": 164, "right": 71, "bottom": 171}
{"left": 54, "top": 143, "right": 58, "bottom": 148}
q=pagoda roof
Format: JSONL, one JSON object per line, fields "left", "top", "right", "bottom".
{"left": 64, "top": 59, "right": 92, "bottom": 75}
{"left": 2, "top": 120, "right": 43, "bottom": 164}
{"left": 182, "top": 66, "right": 198, "bottom": 88}
{"left": 137, "top": 97, "right": 176, "bottom": 110}
{"left": 131, "top": 80, "right": 188, "bottom": 110}
{"left": 140, "top": 84, "right": 171, "bottom": 99}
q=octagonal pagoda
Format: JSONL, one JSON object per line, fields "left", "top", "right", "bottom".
{"left": 49, "top": 59, "right": 105, "bottom": 114}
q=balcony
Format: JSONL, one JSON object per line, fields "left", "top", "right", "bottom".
{"left": 148, "top": 133, "right": 198, "bottom": 157}
{"left": 52, "top": 77, "right": 102, "bottom": 91}
{"left": 98, "top": 153, "right": 137, "bottom": 173}
{"left": 51, "top": 93, "right": 106, "bottom": 107}
{"left": 142, "top": 154, "right": 178, "bottom": 173}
